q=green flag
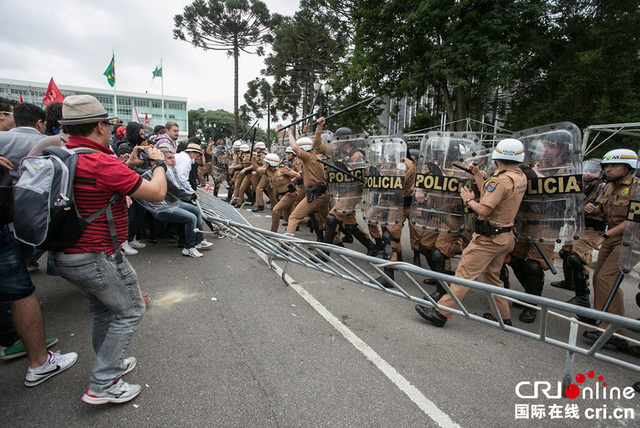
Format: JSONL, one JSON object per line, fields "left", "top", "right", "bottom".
{"left": 103, "top": 54, "right": 115, "bottom": 87}
{"left": 152, "top": 64, "right": 163, "bottom": 79}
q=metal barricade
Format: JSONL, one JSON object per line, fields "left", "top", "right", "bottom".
{"left": 197, "top": 191, "right": 640, "bottom": 386}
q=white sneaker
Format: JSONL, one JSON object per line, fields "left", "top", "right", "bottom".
{"left": 24, "top": 350, "right": 78, "bottom": 387}
{"left": 129, "top": 238, "right": 146, "bottom": 249}
{"left": 122, "top": 356, "right": 136, "bottom": 376}
{"left": 122, "top": 241, "right": 138, "bottom": 255}
{"left": 82, "top": 378, "right": 142, "bottom": 405}
{"left": 195, "top": 239, "right": 213, "bottom": 250}
{"left": 182, "top": 248, "right": 203, "bottom": 258}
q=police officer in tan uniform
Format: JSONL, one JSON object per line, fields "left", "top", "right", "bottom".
{"left": 252, "top": 153, "right": 300, "bottom": 232}
{"left": 582, "top": 148, "right": 638, "bottom": 349}
{"left": 285, "top": 118, "right": 330, "bottom": 237}
{"left": 415, "top": 138, "right": 527, "bottom": 327}
{"left": 321, "top": 128, "right": 377, "bottom": 255}
{"left": 551, "top": 159, "right": 605, "bottom": 317}
{"left": 508, "top": 139, "right": 568, "bottom": 323}
{"left": 236, "top": 144, "right": 264, "bottom": 207}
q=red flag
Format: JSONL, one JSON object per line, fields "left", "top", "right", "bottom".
{"left": 144, "top": 113, "right": 149, "bottom": 126}
{"left": 42, "top": 78, "right": 64, "bottom": 106}
{"left": 19, "top": 93, "right": 24, "bottom": 104}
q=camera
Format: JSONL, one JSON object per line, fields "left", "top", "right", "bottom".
{"left": 138, "top": 147, "right": 149, "bottom": 161}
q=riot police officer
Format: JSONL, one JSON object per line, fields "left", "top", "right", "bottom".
{"left": 322, "top": 127, "right": 377, "bottom": 255}
{"left": 582, "top": 149, "right": 638, "bottom": 348}
{"left": 551, "top": 159, "right": 605, "bottom": 317}
{"left": 415, "top": 138, "right": 527, "bottom": 327}
{"left": 285, "top": 118, "right": 330, "bottom": 237}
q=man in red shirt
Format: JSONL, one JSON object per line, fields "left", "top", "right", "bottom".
{"left": 50, "top": 95, "right": 167, "bottom": 405}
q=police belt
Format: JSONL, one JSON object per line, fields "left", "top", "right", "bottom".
{"left": 277, "top": 184, "right": 297, "bottom": 197}
{"left": 474, "top": 219, "right": 512, "bottom": 237}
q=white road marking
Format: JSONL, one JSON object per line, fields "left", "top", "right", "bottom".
{"left": 252, "top": 250, "right": 461, "bottom": 428}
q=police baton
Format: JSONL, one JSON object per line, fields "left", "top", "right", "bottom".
{"left": 316, "top": 159, "right": 365, "bottom": 182}
{"left": 324, "top": 96, "right": 378, "bottom": 121}
{"left": 279, "top": 111, "right": 320, "bottom": 133}
{"left": 533, "top": 243, "right": 558, "bottom": 274}
{"left": 240, "top": 120, "right": 259, "bottom": 141}
{"left": 600, "top": 271, "right": 625, "bottom": 313}
{"left": 249, "top": 128, "right": 257, "bottom": 162}
{"left": 452, "top": 161, "right": 479, "bottom": 175}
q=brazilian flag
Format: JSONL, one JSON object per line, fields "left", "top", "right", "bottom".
{"left": 103, "top": 54, "right": 116, "bottom": 87}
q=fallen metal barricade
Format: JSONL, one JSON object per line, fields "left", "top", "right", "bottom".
{"left": 197, "top": 191, "right": 640, "bottom": 388}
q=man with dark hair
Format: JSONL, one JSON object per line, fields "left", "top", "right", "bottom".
{"left": 44, "top": 102, "right": 64, "bottom": 136}
{"left": 0, "top": 103, "right": 45, "bottom": 183}
{"left": 49, "top": 95, "right": 167, "bottom": 405}
{"left": 0, "top": 97, "right": 17, "bottom": 131}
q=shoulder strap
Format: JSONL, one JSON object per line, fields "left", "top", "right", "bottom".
{"left": 71, "top": 147, "right": 123, "bottom": 261}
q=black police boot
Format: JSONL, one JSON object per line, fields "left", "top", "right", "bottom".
{"left": 375, "top": 268, "right": 395, "bottom": 289}
{"left": 251, "top": 205, "right": 264, "bottom": 212}
{"left": 518, "top": 260, "right": 544, "bottom": 323}
{"left": 551, "top": 258, "right": 574, "bottom": 291}
{"left": 413, "top": 251, "right": 422, "bottom": 267}
{"left": 348, "top": 225, "right": 376, "bottom": 256}
{"left": 415, "top": 305, "right": 447, "bottom": 327}
{"left": 482, "top": 313, "right": 513, "bottom": 326}
{"left": 500, "top": 264, "right": 510, "bottom": 289}
{"left": 569, "top": 266, "right": 597, "bottom": 324}
{"left": 374, "top": 237, "right": 384, "bottom": 255}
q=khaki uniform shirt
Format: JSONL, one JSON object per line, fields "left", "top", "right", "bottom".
{"left": 267, "top": 165, "right": 297, "bottom": 194}
{"left": 597, "top": 174, "right": 633, "bottom": 229}
{"left": 479, "top": 166, "right": 527, "bottom": 228}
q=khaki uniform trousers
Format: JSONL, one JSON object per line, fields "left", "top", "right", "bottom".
{"left": 437, "top": 233, "right": 515, "bottom": 319}
{"left": 286, "top": 192, "right": 330, "bottom": 235}
{"left": 271, "top": 191, "right": 298, "bottom": 232}
{"left": 592, "top": 237, "right": 626, "bottom": 335}
{"left": 256, "top": 175, "right": 276, "bottom": 208}
{"left": 559, "top": 228, "right": 603, "bottom": 274}
{"left": 237, "top": 173, "right": 260, "bottom": 205}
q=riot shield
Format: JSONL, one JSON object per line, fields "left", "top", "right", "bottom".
{"left": 511, "top": 122, "right": 584, "bottom": 244}
{"left": 620, "top": 167, "right": 640, "bottom": 279}
{"left": 410, "top": 131, "right": 488, "bottom": 234}
{"left": 326, "top": 133, "right": 367, "bottom": 214}
{"left": 212, "top": 145, "right": 230, "bottom": 185}
{"left": 269, "top": 143, "right": 287, "bottom": 160}
{"left": 362, "top": 136, "right": 407, "bottom": 227}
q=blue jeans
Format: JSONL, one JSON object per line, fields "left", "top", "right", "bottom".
{"left": 51, "top": 251, "right": 145, "bottom": 391}
{"left": 155, "top": 202, "right": 203, "bottom": 249}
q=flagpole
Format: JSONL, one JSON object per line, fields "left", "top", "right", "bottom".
{"left": 161, "top": 57, "right": 165, "bottom": 123}
{"left": 112, "top": 50, "right": 118, "bottom": 118}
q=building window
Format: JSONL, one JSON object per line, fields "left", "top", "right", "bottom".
{"left": 152, "top": 101, "right": 162, "bottom": 108}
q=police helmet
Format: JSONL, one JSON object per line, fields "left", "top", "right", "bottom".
{"left": 335, "top": 127, "right": 353, "bottom": 137}
{"left": 601, "top": 149, "right": 637, "bottom": 169}
{"left": 492, "top": 138, "right": 525, "bottom": 163}
{"left": 285, "top": 146, "right": 295, "bottom": 154}
{"left": 297, "top": 137, "right": 313, "bottom": 151}
{"left": 232, "top": 140, "right": 242, "bottom": 149}
{"left": 264, "top": 153, "right": 280, "bottom": 167}
{"left": 239, "top": 144, "right": 250, "bottom": 152}
{"left": 255, "top": 141, "right": 266, "bottom": 150}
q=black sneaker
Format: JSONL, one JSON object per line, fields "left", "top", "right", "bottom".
{"left": 483, "top": 312, "right": 513, "bottom": 326}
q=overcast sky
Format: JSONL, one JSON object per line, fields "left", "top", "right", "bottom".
{"left": 0, "top": 0, "right": 296, "bottom": 114}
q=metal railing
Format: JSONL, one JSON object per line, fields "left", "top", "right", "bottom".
{"left": 197, "top": 191, "right": 640, "bottom": 388}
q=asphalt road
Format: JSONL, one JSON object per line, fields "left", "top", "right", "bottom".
{"left": 1, "top": 198, "right": 639, "bottom": 427}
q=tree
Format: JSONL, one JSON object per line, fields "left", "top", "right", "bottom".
{"left": 244, "top": 78, "right": 278, "bottom": 141}
{"left": 263, "top": 6, "right": 347, "bottom": 123}
{"left": 174, "top": 0, "right": 277, "bottom": 138}
{"left": 351, "top": 0, "right": 544, "bottom": 131}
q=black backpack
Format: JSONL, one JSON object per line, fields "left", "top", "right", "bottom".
{"left": 13, "top": 146, "right": 122, "bottom": 260}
